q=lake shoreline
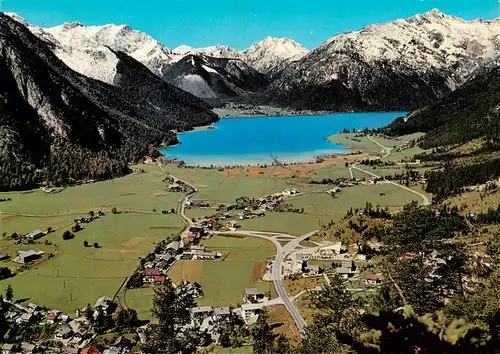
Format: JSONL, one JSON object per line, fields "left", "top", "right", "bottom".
{"left": 161, "top": 112, "right": 404, "bottom": 167}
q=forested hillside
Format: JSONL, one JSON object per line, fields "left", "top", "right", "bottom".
{"left": 0, "top": 14, "right": 218, "bottom": 191}
{"left": 385, "top": 66, "right": 500, "bottom": 150}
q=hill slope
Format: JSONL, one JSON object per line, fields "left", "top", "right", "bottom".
{"left": 162, "top": 54, "right": 269, "bottom": 101}
{"left": 385, "top": 66, "right": 500, "bottom": 149}
{"left": 0, "top": 13, "right": 217, "bottom": 190}
{"left": 265, "top": 10, "right": 500, "bottom": 111}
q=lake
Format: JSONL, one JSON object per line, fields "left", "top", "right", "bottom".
{"left": 161, "top": 112, "right": 404, "bottom": 166}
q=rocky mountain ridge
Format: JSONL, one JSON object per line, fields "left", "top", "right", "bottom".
{"left": 265, "top": 9, "right": 500, "bottom": 110}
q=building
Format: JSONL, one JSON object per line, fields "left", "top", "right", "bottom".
{"left": 94, "top": 296, "right": 112, "bottom": 318}
{"left": 2, "top": 344, "right": 15, "bottom": 354}
{"left": 366, "top": 275, "right": 381, "bottom": 286}
{"left": 190, "top": 245, "right": 206, "bottom": 252}
{"left": 244, "top": 288, "right": 265, "bottom": 303}
{"left": 0, "top": 254, "right": 10, "bottom": 261}
{"left": 222, "top": 220, "right": 239, "bottom": 231}
{"left": 336, "top": 260, "right": 357, "bottom": 279}
{"left": 241, "top": 303, "right": 264, "bottom": 325}
{"left": 308, "top": 265, "right": 321, "bottom": 275}
{"left": 82, "top": 346, "right": 101, "bottom": 354}
{"left": 143, "top": 268, "right": 162, "bottom": 283}
{"left": 54, "top": 326, "right": 73, "bottom": 340}
{"left": 13, "top": 250, "right": 44, "bottom": 264}
{"left": 317, "top": 243, "right": 343, "bottom": 258}
{"left": 186, "top": 250, "right": 219, "bottom": 260}
{"left": 166, "top": 240, "right": 181, "bottom": 253}
{"left": 25, "top": 229, "right": 43, "bottom": 240}
{"left": 20, "top": 343, "right": 36, "bottom": 354}
{"left": 153, "top": 276, "right": 166, "bottom": 284}
{"left": 213, "top": 307, "right": 231, "bottom": 319}
{"left": 190, "top": 306, "right": 213, "bottom": 325}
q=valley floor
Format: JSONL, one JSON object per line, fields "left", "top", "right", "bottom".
{"left": 0, "top": 134, "right": 430, "bottom": 341}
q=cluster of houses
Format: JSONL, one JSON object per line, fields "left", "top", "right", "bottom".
{"left": 0, "top": 297, "right": 135, "bottom": 354}
{"left": 166, "top": 180, "right": 195, "bottom": 194}
{"left": 184, "top": 287, "right": 269, "bottom": 345}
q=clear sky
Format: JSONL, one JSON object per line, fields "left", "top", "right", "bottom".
{"left": 2, "top": 0, "right": 498, "bottom": 50}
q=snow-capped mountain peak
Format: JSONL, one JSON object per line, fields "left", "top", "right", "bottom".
{"left": 243, "top": 36, "right": 309, "bottom": 75}
{"left": 172, "top": 45, "right": 195, "bottom": 55}
{"left": 266, "top": 9, "right": 500, "bottom": 110}
{"left": 42, "top": 20, "right": 175, "bottom": 77}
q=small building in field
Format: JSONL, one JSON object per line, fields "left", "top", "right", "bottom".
{"left": 25, "top": 230, "right": 44, "bottom": 240}
{"left": 244, "top": 288, "right": 265, "bottom": 303}
{"left": 13, "top": 250, "right": 44, "bottom": 264}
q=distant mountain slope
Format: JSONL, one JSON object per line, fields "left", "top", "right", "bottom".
{"left": 385, "top": 66, "right": 500, "bottom": 149}
{"left": 172, "top": 44, "right": 242, "bottom": 60}
{"left": 172, "top": 38, "right": 309, "bottom": 76}
{"left": 0, "top": 13, "right": 217, "bottom": 190}
{"left": 42, "top": 20, "right": 176, "bottom": 77}
{"left": 243, "top": 36, "right": 308, "bottom": 76}
{"left": 265, "top": 9, "right": 500, "bottom": 111}
{"left": 162, "top": 54, "right": 269, "bottom": 101}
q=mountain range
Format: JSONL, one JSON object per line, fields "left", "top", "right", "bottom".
{"left": 8, "top": 10, "right": 500, "bottom": 110}
{"left": 2, "top": 9, "right": 500, "bottom": 190}
{"left": 0, "top": 13, "right": 217, "bottom": 190}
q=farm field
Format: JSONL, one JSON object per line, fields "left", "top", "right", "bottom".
{"left": 168, "top": 235, "right": 276, "bottom": 307}
{"left": 0, "top": 164, "right": 183, "bottom": 236}
{"left": 238, "top": 212, "right": 328, "bottom": 236}
{"left": 160, "top": 166, "right": 324, "bottom": 205}
{"left": 0, "top": 213, "right": 183, "bottom": 314}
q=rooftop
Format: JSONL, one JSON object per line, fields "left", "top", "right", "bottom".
{"left": 245, "top": 288, "right": 259, "bottom": 296}
{"left": 191, "top": 306, "right": 213, "bottom": 313}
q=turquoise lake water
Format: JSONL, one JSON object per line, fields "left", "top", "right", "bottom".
{"left": 161, "top": 112, "right": 405, "bottom": 166}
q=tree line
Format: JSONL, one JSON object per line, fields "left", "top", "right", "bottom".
{"left": 425, "top": 158, "right": 500, "bottom": 198}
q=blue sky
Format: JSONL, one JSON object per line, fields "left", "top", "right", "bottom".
{"left": 2, "top": 0, "right": 498, "bottom": 50}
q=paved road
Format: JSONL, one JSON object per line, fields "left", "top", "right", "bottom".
{"left": 216, "top": 229, "right": 317, "bottom": 336}
{"left": 272, "top": 230, "right": 318, "bottom": 335}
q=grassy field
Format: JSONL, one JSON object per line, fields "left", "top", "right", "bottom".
{"left": 161, "top": 166, "right": 299, "bottom": 205}
{"left": 0, "top": 165, "right": 183, "bottom": 236}
{"left": 167, "top": 235, "right": 276, "bottom": 307}
{"left": 283, "top": 277, "right": 325, "bottom": 297}
{"left": 307, "top": 164, "right": 351, "bottom": 180}
{"left": 328, "top": 133, "right": 381, "bottom": 153}
{"left": 239, "top": 212, "right": 327, "bottom": 236}
{"left": 0, "top": 209, "right": 183, "bottom": 314}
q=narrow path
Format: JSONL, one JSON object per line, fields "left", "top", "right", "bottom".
{"left": 367, "top": 135, "right": 392, "bottom": 159}
{"left": 351, "top": 136, "right": 430, "bottom": 206}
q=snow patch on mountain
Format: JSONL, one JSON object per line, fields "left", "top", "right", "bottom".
{"left": 267, "top": 9, "right": 500, "bottom": 110}
{"left": 174, "top": 75, "right": 218, "bottom": 99}
{"left": 243, "top": 36, "right": 309, "bottom": 74}
{"left": 42, "top": 21, "right": 175, "bottom": 77}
